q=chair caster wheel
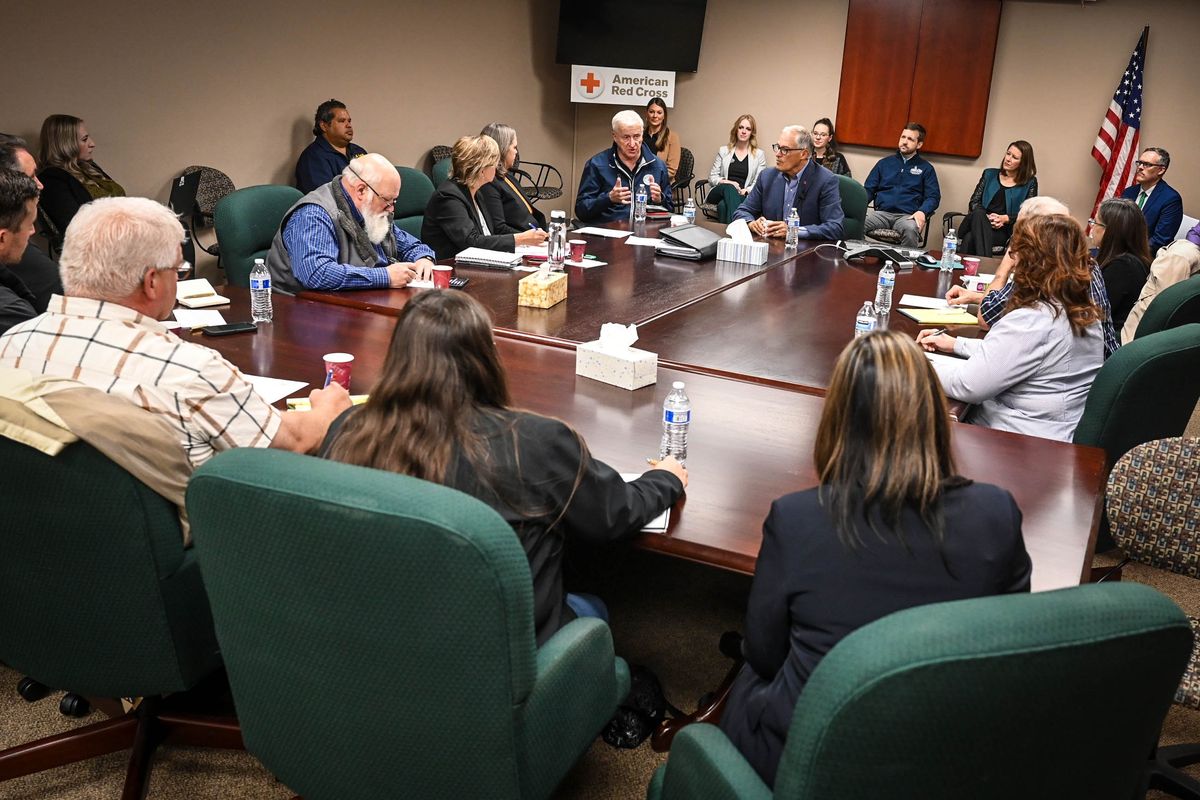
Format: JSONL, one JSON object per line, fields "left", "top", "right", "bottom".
{"left": 59, "top": 693, "right": 90, "bottom": 717}
{"left": 17, "top": 677, "right": 50, "bottom": 702}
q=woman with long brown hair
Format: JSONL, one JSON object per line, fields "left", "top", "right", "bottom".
{"left": 323, "top": 290, "right": 686, "bottom": 644}
{"left": 919, "top": 213, "right": 1103, "bottom": 441}
{"left": 645, "top": 97, "right": 681, "bottom": 181}
{"left": 957, "top": 139, "right": 1038, "bottom": 256}
{"left": 1092, "top": 197, "right": 1152, "bottom": 331}
{"left": 37, "top": 115, "right": 126, "bottom": 240}
{"left": 719, "top": 331, "right": 1030, "bottom": 788}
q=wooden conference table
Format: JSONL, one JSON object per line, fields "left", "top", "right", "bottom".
{"left": 201, "top": 292, "right": 1103, "bottom": 592}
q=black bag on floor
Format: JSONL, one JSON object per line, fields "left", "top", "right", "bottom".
{"left": 602, "top": 665, "right": 681, "bottom": 749}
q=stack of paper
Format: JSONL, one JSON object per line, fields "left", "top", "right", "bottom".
{"left": 896, "top": 307, "right": 979, "bottom": 326}
{"left": 176, "top": 279, "right": 230, "bottom": 308}
{"left": 453, "top": 247, "right": 523, "bottom": 269}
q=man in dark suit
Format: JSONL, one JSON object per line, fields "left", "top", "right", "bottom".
{"left": 1121, "top": 147, "right": 1183, "bottom": 253}
{"left": 732, "top": 125, "right": 844, "bottom": 241}
{"left": 0, "top": 137, "right": 64, "bottom": 310}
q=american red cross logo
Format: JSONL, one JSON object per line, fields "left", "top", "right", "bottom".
{"left": 580, "top": 72, "right": 601, "bottom": 93}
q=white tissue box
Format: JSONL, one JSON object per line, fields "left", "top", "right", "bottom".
{"left": 576, "top": 340, "right": 658, "bottom": 390}
{"left": 717, "top": 238, "right": 768, "bottom": 265}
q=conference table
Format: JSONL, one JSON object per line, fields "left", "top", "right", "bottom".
{"left": 198, "top": 290, "right": 1104, "bottom": 592}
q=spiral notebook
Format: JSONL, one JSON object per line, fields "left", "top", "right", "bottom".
{"left": 454, "top": 247, "right": 524, "bottom": 269}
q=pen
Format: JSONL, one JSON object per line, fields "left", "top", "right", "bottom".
{"left": 183, "top": 292, "right": 216, "bottom": 300}
{"left": 926, "top": 328, "right": 947, "bottom": 337}
{"left": 323, "top": 369, "right": 334, "bottom": 388}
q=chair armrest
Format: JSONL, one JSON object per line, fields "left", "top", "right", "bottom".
{"left": 516, "top": 618, "right": 628, "bottom": 799}
{"left": 651, "top": 724, "right": 772, "bottom": 800}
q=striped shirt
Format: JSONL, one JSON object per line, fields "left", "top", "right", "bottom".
{"left": 0, "top": 296, "right": 281, "bottom": 467}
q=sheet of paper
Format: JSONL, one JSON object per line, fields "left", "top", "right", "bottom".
{"left": 287, "top": 394, "right": 369, "bottom": 411}
{"left": 245, "top": 375, "right": 309, "bottom": 405}
{"left": 575, "top": 227, "right": 632, "bottom": 239}
{"left": 407, "top": 279, "right": 434, "bottom": 289}
{"left": 924, "top": 351, "right": 966, "bottom": 368}
{"left": 625, "top": 236, "right": 661, "bottom": 247}
{"left": 172, "top": 309, "right": 227, "bottom": 328}
{"left": 620, "top": 473, "right": 671, "bottom": 533}
{"left": 513, "top": 265, "right": 540, "bottom": 272}
{"left": 899, "top": 294, "right": 950, "bottom": 309}
{"left": 516, "top": 244, "right": 549, "bottom": 258}
{"left": 567, "top": 259, "right": 606, "bottom": 269}
{"left": 896, "top": 307, "right": 979, "bottom": 326}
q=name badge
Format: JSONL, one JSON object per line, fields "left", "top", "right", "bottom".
{"left": 910, "top": 167, "right": 923, "bottom": 175}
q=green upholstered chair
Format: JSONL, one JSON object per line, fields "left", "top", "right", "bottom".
{"left": 394, "top": 166, "right": 435, "bottom": 240}
{"left": 647, "top": 583, "right": 1191, "bottom": 800}
{"left": 213, "top": 184, "right": 302, "bottom": 287}
{"left": 188, "top": 448, "right": 629, "bottom": 800}
{"left": 1108, "top": 437, "right": 1200, "bottom": 798}
{"left": 836, "top": 175, "right": 867, "bottom": 241}
{"left": 1134, "top": 275, "right": 1200, "bottom": 339}
{"left": 431, "top": 154, "right": 452, "bottom": 188}
{"left": 0, "top": 436, "right": 238, "bottom": 797}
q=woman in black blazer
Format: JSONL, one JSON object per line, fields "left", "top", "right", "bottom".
{"left": 323, "top": 290, "right": 686, "bottom": 644}
{"left": 420, "top": 135, "right": 547, "bottom": 260}
{"left": 718, "top": 331, "right": 1031, "bottom": 788}
{"left": 479, "top": 122, "right": 546, "bottom": 231}
{"left": 1093, "top": 197, "right": 1152, "bottom": 331}
{"left": 36, "top": 115, "right": 125, "bottom": 240}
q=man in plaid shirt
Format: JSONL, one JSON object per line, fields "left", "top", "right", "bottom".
{"left": 0, "top": 197, "right": 349, "bottom": 467}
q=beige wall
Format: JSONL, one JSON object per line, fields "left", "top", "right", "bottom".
{"left": 573, "top": 0, "right": 1197, "bottom": 232}
{"left": 5, "top": 0, "right": 1195, "bottom": 241}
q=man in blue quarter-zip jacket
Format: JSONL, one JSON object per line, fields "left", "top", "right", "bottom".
{"left": 863, "top": 123, "right": 940, "bottom": 247}
{"left": 575, "top": 110, "right": 671, "bottom": 223}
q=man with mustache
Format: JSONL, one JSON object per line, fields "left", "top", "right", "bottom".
{"left": 267, "top": 153, "right": 435, "bottom": 295}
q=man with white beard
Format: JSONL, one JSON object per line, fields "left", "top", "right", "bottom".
{"left": 266, "top": 153, "right": 435, "bottom": 294}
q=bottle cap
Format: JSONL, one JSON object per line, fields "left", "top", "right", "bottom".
{"left": 672, "top": 381, "right": 685, "bottom": 389}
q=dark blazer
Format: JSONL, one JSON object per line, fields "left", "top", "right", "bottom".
{"left": 0, "top": 266, "right": 37, "bottom": 335}
{"left": 421, "top": 180, "right": 517, "bottom": 260}
{"left": 732, "top": 160, "right": 845, "bottom": 240}
{"left": 9, "top": 243, "right": 62, "bottom": 312}
{"left": 1101, "top": 251, "right": 1151, "bottom": 331}
{"left": 323, "top": 407, "right": 683, "bottom": 645}
{"left": 36, "top": 166, "right": 94, "bottom": 237}
{"left": 1122, "top": 179, "right": 1184, "bottom": 253}
{"left": 719, "top": 479, "right": 1031, "bottom": 787}
{"left": 480, "top": 172, "right": 546, "bottom": 232}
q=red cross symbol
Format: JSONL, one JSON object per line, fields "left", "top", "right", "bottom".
{"left": 580, "top": 72, "right": 601, "bottom": 93}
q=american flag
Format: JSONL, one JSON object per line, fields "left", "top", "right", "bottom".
{"left": 1091, "top": 27, "right": 1149, "bottom": 219}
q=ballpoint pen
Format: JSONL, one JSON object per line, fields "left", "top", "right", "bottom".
{"left": 323, "top": 369, "right": 334, "bottom": 388}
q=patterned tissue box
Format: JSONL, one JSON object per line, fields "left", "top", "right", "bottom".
{"left": 716, "top": 238, "right": 768, "bottom": 265}
{"left": 517, "top": 271, "right": 568, "bottom": 308}
{"left": 576, "top": 340, "right": 657, "bottom": 390}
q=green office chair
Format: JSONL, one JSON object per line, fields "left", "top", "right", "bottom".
{"left": 213, "top": 184, "right": 302, "bottom": 287}
{"left": 647, "top": 583, "right": 1191, "bottom": 800}
{"left": 0, "top": 434, "right": 238, "bottom": 798}
{"left": 394, "top": 166, "right": 435, "bottom": 239}
{"left": 1134, "top": 275, "right": 1200, "bottom": 339}
{"left": 431, "top": 154, "right": 452, "bottom": 188}
{"left": 188, "top": 448, "right": 629, "bottom": 800}
{"left": 836, "top": 175, "right": 868, "bottom": 241}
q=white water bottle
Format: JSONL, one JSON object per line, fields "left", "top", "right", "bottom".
{"left": 250, "top": 258, "right": 272, "bottom": 324}
{"left": 874, "top": 260, "right": 896, "bottom": 316}
{"left": 684, "top": 198, "right": 696, "bottom": 224}
{"left": 634, "top": 182, "right": 648, "bottom": 223}
{"left": 659, "top": 381, "right": 691, "bottom": 465}
{"left": 940, "top": 228, "right": 958, "bottom": 272}
{"left": 855, "top": 301, "right": 877, "bottom": 338}
{"left": 547, "top": 210, "right": 568, "bottom": 269}
{"left": 785, "top": 209, "right": 801, "bottom": 250}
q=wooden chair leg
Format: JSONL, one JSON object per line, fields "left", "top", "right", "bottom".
{"left": 650, "top": 659, "right": 743, "bottom": 752}
{"left": 121, "top": 708, "right": 165, "bottom": 800}
{"left": 0, "top": 714, "right": 138, "bottom": 780}
{"left": 160, "top": 713, "right": 243, "bottom": 750}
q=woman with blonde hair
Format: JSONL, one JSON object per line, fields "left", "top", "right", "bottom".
{"left": 919, "top": 213, "right": 1103, "bottom": 441}
{"left": 37, "top": 114, "right": 125, "bottom": 240}
{"left": 323, "top": 290, "right": 686, "bottom": 644}
{"left": 719, "top": 330, "right": 1030, "bottom": 788}
{"left": 705, "top": 114, "right": 767, "bottom": 224}
{"left": 421, "top": 135, "right": 547, "bottom": 260}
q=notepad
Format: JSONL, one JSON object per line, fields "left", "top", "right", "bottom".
{"left": 286, "top": 394, "right": 370, "bottom": 411}
{"left": 620, "top": 473, "right": 671, "bottom": 533}
{"left": 575, "top": 227, "right": 632, "bottom": 239}
{"left": 516, "top": 245, "right": 549, "bottom": 260}
{"left": 175, "top": 279, "right": 231, "bottom": 308}
{"left": 896, "top": 307, "right": 979, "bottom": 326}
{"left": 899, "top": 294, "right": 950, "bottom": 309}
{"left": 454, "top": 247, "right": 523, "bottom": 268}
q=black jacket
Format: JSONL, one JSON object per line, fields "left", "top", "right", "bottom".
{"left": 479, "top": 172, "right": 546, "bottom": 232}
{"left": 421, "top": 180, "right": 516, "bottom": 260}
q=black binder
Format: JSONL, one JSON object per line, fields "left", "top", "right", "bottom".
{"left": 657, "top": 224, "right": 720, "bottom": 261}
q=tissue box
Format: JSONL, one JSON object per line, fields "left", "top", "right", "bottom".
{"left": 717, "top": 238, "right": 769, "bottom": 265}
{"left": 576, "top": 340, "right": 657, "bottom": 390}
{"left": 517, "top": 271, "right": 568, "bottom": 308}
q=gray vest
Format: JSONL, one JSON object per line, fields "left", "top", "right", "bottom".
{"left": 265, "top": 180, "right": 398, "bottom": 295}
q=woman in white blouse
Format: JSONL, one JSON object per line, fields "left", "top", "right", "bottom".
{"left": 706, "top": 114, "right": 767, "bottom": 223}
{"left": 917, "top": 213, "right": 1104, "bottom": 442}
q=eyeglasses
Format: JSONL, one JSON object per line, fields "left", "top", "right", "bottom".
{"left": 1134, "top": 160, "right": 1164, "bottom": 169}
{"left": 811, "top": 131, "right": 830, "bottom": 138}
{"left": 347, "top": 165, "right": 397, "bottom": 209}
{"left": 771, "top": 144, "right": 804, "bottom": 155}
{"left": 1087, "top": 219, "right": 1106, "bottom": 229}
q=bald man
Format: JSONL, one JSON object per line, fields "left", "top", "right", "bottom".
{"left": 266, "top": 153, "right": 435, "bottom": 294}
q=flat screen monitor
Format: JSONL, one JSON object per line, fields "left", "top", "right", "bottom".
{"left": 555, "top": 0, "right": 708, "bottom": 73}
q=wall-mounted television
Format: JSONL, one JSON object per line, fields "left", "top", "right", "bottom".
{"left": 555, "top": 0, "right": 708, "bottom": 73}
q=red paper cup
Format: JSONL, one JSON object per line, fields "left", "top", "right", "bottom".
{"left": 962, "top": 257, "right": 980, "bottom": 277}
{"left": 569, "top": 239, "right": 587, "bottom": 262}
{"left": 322, "top": 352, "right": 354, "bottom": 390}
{"left": 432, "top": 265, "right": 453, "bottom": 289}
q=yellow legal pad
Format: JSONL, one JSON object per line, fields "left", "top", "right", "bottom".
{"left": 896, "top": 307, "right": 979, "bottom": 326}
{"left": 286, "top": 395, "right": 370, "bottom": 411}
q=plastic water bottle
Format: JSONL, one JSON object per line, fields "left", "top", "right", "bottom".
{"left": 785, "top": 209, "right": 801, "bottom": 250}
{"left": 855, "top": 301, "right": 877, "bottom": 338}
{"left": 658, "top": 381, "right": 691, "bottom": 465}
{"left": 940, "top": 228, "right": 958, "bottom": 272}
{"left": 874, "top": 260, "right": 896, "bottom": 316}
{"left": 250, "top": 258, "right": 272, "bottom": 323}
{"left": 684, "top": 198, "right": 696, "bottom": 224}
{"left": 634, "top": 182, "right": 648, "bottom": 223}
{"left": 547, "top": 210, "right": 568, "bottom": 269}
